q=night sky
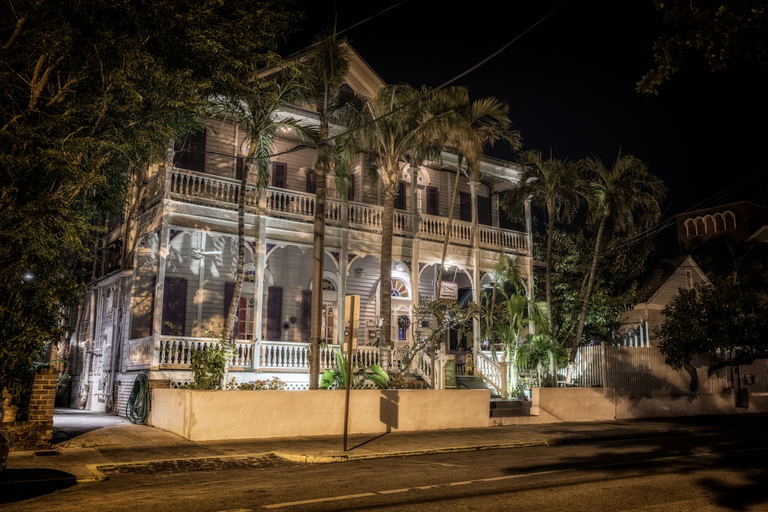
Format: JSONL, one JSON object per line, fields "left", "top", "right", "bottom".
{"left": 288, "top": 0, "right": 768, "bottom": 246}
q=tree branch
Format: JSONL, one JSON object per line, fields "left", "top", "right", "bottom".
{"left": 2, "top": 16, "right": 26, "bottom": 51}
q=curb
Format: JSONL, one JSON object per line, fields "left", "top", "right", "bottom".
{"left": 273, "top": 428, "right": 715, "bottom": 463}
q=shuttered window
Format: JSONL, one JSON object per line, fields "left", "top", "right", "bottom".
{"left": 301, "top": 290, "right": 312, "bottom": 343}
{"left": 426, "top": 186, "right": 439, "bottom": 215}
{"left": 306, "top": 168, "right": 317, "bottom": 194}
{"left": 348, "top": 174, "right": 355, "bottom": 202}
{"left": 173, "top": 130, "right": 206, "bottom": 173}
{"left": 477, "top": 196, "right": 491, "bottom": 226}
{"left": 272, "top": 162, "right": 287, "bottom": 188}
{"left": 161, "top": 277, "right": 187, "bottom": 336}
{"left": 266, "top": 287, "right": 283, "bottom": 340}
{"left": 224, "top": 283, "right": 248, "bottom": 339}
{"left": 395, "top": 181, "right": 406, "bottom": 210}
{"left": 459, "top": 192, "right": 471, "bottom": 222}
{"left": 236, "top": 156, "right": 247, "bottom": 181}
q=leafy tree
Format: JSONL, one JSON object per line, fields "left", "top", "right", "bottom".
{"left": 436, "top": 88, "right": 519, "bottom": 291}
{"left": 639, "top": 0, "right": 768, "bottom": 94}
{"left": 565, "top": 155, "right": 665, "bottom": 384}
{"left": 659, "top": 280, "right": 768, "bottom": 391}
{"left": 0, "top": 0, "right": 298, "bottom": 398}
{"left": 502, "top": 150, "right": 581, "bottom": 377}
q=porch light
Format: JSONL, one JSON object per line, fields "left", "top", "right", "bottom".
{"left": 353, "top": 267, "right": 366, "bottom": 278}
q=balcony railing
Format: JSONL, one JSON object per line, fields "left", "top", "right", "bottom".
{"left": 165, "top": 167, "right": 527, "bottom": 253}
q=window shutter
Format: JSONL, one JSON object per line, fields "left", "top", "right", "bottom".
{"left": 459, "top": 192, "right": 471, "bottom": 222}
{"left": 301, "top": 290, "right": 312, "bottom": 343}
{"left": 426, "top": 186, "right": 439, "bottom": 215}
{"left": 236, "top": 156, "right": 246, "bottom": 181}
{"left": 239, "top": 297, "right": 247, "bottom": 339}
{"left": 478, "top": 196, "right": 491, "bottom": 226}
{"left": 266, "top": 287, "right": 283, "bottom": 340}
{"left": 272, "top": 162, "right": 287, "bottom": 188}
{"left": 161, "top": 277, "right": 187, "bottom": 336}
{"left": 306, "top": 168, "right": 317, "bottom": 194}
{"left": 395, "top": 181, "right": 406, "bottom": 210}
{"left": 348, "top": 174, "right": 355, "bottom": 202}
{"left": 149, "top": 276, "right": 156, "bottom": 336}
{"left": 174, "top": 130, "right": 206, "bottom": 173}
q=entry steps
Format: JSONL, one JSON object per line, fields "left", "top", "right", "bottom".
{"left": 490, "top": 398, "right": 532, "bottom": 418}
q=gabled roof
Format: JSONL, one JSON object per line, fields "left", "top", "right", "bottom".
{"left": 644, "top": 255, "right": 711, "bottom": 305}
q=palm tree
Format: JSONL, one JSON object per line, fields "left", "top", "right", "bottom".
{"left": 564, "top": 154, "right": 665, "bottom": 384}
{"left": 502, "top": 151, "right": 581, "bottom": 384}
{"left": 353, "top": 84, "right": 454, "bottom": 361}
{"left": 302, "top": 35, "right": 362, "bottom": 388}
{"left": 435, "top": 88, "right": 520, "bottom": 293}
{"left": 217, "top": 65, "right": 314, "bottom": 387}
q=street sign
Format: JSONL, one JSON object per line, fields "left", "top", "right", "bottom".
{"left": 438, "top": 281, "right": 459, "bottom": 300}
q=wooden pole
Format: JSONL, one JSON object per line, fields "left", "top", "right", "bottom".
{"left": 343, "top": 295, "right": 357, "bottom": 451}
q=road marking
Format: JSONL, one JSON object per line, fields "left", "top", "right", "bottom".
{"left": 261, "top": 446, "right": 768, "bottom": 509}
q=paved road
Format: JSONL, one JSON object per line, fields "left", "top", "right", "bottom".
{"left": 2, "top": 427, "right": 767, "bottom": 511}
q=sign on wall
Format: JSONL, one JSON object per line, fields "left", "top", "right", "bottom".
{"left": 438, "top": 281, "right": 459, "bottom": 301}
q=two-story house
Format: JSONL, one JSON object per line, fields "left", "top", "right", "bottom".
{"left": 63, "top": 43, "right": 532, "bottom": 413}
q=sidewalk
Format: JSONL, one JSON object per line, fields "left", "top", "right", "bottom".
{"left": 2, "top": 408, "right": 763, "bottom": 486}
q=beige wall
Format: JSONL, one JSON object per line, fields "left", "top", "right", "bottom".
{"left": 150, "top": 388, "right": 491, "bottom": 441}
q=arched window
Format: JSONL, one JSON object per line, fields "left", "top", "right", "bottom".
{"left": 391, "top": 278, "right": 410, "bottom": 298}
{"left": 725, "top": 211, "right": 736, "bottom": 230}
{"left": 714, "top": 213, "right": 725, "bottom": 232}
{"left": 685, "top": 218, "right": 695, "bottom": 237}
{"left": 695, "top": 217, "right": 706, "bottom": 236}
{"left": 705, "top": 215, "right": 715, "bottom": 234}
{"left": 322, "top": 278, "right": 336, "bottom": 291}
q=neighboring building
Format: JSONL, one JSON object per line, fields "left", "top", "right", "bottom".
{"left": 64, "top": 43, "right": 532, "bottom": 413}
{"left": 676, "top": 201, "right": 768, "bottom": 246}
{"left": 616, "top": 256, "right": 710, "bottom": 347}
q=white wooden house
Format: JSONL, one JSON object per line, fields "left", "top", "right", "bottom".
{"left": 616, "top": 255, "right": 710, "bottom": 348}
{"left": 64, "top": 43, "right": 532, "bottom": 413}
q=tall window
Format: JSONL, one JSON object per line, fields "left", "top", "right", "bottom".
{"left": 272, "top": 162, "right": 287, "bottom": 188}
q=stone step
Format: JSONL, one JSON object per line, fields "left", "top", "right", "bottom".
{"left": 489, "top": 398, "right": 532, "bottom": 418}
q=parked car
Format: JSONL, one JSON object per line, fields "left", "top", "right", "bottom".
{"left": 0, "top": 401, "right": 9, "bottom": 472}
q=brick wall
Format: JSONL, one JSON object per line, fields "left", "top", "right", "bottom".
{"left": 2, "top": 366, "right": 57, "bottom": 451}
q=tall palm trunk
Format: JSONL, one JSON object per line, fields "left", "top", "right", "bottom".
{"left": 545, "top": 202, "right": 557, "bottom": 386}
{"left": 437, "top": 155, "right": 464, "bottom": 291}
{"left": 379, "top": 189, "right": 396, "bottom": 368}
{"left": 565, "top": 213, "right": 607, "bottom": 385}
{"left": 309, "top": 139, "right": 328, "bottom": 389}
{"left": 223, "top": 148, "right": 251, "bottom": 388}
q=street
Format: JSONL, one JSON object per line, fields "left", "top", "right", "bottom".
{"left": 2, "top": 424, "right": 767, "bottom": 511}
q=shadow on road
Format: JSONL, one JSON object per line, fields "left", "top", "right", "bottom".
{"left": 0, "top": 469, "right": 77, "bottom": 503}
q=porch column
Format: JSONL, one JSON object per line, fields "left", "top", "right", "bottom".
{"left": 152, "top": 221, "right": 170, "bottom": 369}
{"left": 409, "top": 164, "right": 421, "bottom": 346}
{"left": 252, "top": 189, "right": 268, "bottom": 366}
{"left": 337, "top": 203, "right": 350, "bottom": 347}
{"left": 469, "top": 180, "right": 481, "bottom": 363}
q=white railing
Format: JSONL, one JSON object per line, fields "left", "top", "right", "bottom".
{"left": 419, "top": 215, "right": 473, "bottom": 245}
{"left": 167, "top": 168, "right": 527, "bottom": 252}
{"left": 257, "top": 342, "right": 380, "bottom": 372}
{"left": 413, "top": 349, "right": 433, "bottom": 385}
{"left": 168, "top": 169, "right": 258, "bottom": 210}
{"left": 476, "top": 350, "right": 508, "bottom": 398}
{"left": 347, "top": 202, "right": 383, "bottom": 231}
{"left": 158, "top": 336, "right": 253, "bottom": 368}
{"left": 478, "top": 225, "right": 527, "bottom": 252}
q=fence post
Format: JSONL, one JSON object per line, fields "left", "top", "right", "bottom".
{"left": 499, "top": 356, "right": 509, "bottom": 398}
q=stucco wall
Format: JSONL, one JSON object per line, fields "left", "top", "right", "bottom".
{"left": 617, "top": 393, "right": 768, "bottom": 419}
{"left": 150, "top": 388, "right": 490, "bottom": 441}
{"left": 531, "top": 387, "right": 617, "bottom": 423}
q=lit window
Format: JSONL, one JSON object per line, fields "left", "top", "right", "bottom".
{"left": 391, "top": 278, "right": 409, "bottom": 298}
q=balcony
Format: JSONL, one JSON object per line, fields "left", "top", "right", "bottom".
{"left": 159, "top": 167, "right": 527, "bottom": 254}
